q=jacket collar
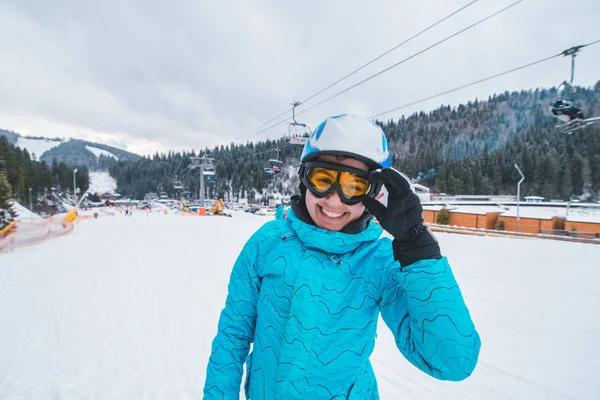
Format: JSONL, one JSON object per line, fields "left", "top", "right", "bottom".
{"left": 286, "top": 206, "right": 383, "bottom": 254}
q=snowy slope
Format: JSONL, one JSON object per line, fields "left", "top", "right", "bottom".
{"left": 0, "top": 212, "right": 599, "bottom": 399}
{"left": 15, "top": 137, "right": 63, "bottom": 158}
{"left": 88, "top": 171, "right": 118, "bottom": 195}
{"left": 85, "top": 145, "right": 119, "bottom": 160}
{"left": 9, "top": 200, "right": 43, "bottom": 221}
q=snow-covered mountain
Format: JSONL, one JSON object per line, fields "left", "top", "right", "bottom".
{"left": 0, "top": 129, "right": 140, "bottom": 170}
{"left": 15, "top": 136, "right": 63, "bottom": 158}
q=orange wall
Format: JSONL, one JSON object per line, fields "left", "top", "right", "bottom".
{"left": 540, "top": 219, "right": 556, "bottom": 231}
{"left": 565, "top": 221, "right": 600, "bottom": 233}
{"left": 425, "top": 209, "right": 600, "bottom": 234}
{"left": 423, "top": 210, "right": 436, "bottom": 224}
{"left": 496, "top": 217, "right": 542, "bottom": 234}
{"left": 450, "top": 213, "right": 478, "bottom": 228}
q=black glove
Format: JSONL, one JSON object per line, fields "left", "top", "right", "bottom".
{"left": 363, "top": 168, "right": 441, "bottom": 267}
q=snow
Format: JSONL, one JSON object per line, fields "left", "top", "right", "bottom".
{"left": 1, "top": 212, "right": 600, "bottom": 399}
{"left": 88, "top": 171, "right": 118, "bottom": 195}
{"left": 500, "top": 206, "right": 568, "bottom": 220}
{"left": 15, "top": 137, "right": 63, "bottom": 159}
{"left": 565, "top": 207, "right": 600, "bottom": 224}
{"left": 9, "top": 200, "right": 42, "bottom": 221}
{"left": 85, "top": 145, "right": 118, "bottom": 160}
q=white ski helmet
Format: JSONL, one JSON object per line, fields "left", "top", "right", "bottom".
{"left": 300, "top": 114, "right": 391, "bottom": 169}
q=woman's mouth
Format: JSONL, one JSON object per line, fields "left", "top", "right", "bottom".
{"left": 319, "top": 205, "right": 346, "bottom": 219}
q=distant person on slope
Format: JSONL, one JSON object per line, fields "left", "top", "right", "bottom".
{"left": 204, "top": 114, "right": 481, "bottom": 399}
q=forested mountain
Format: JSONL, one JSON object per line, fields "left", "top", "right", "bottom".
{"left": 0, "top": 136, "right": 89, "bottom": 212}
{"left": 3, "top": 83, "right": 599, "bottom": 206}
{"left": 39, "top": 139, "right": 141, "bottom": 169}
{"left": 390, "top": 84, "right": 600, "bottom": 199}
{"left": 110, "top": 83, "right": 600, "bottom": 202}
{"left": 0, "top": 129, "right": 19, "bottom": 144}
{"left": 0, "top": 130, "right": 141, "bottom": 170}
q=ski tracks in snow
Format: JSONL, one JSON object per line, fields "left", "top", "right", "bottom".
{"left": 1, "top": 212, "right": 600, "bottom": 399}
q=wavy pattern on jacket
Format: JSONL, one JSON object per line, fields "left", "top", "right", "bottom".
{"left": 204, "top": 210, "right": 480, "bottom": 399}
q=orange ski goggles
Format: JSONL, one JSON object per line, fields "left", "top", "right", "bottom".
{"left": 299, "top": 161, "right": 381, "bottom": 204}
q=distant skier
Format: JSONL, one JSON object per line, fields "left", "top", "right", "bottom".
{"left": 204, "top": 114, "right": 481, "bottom": 399}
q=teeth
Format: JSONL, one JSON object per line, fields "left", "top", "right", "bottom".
{"left": 321, "top": 206, "right": 345, "bottom": 219}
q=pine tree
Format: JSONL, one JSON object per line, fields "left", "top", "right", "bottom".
{"left": 0, "top": 169, "right": 16, "bottom": 229}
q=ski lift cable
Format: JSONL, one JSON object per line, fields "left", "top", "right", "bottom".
{"left": 296, "top": 0, "right": 526, "bottom": 118}
{"left": 370, "top": 54, "right": 561, "bottom": 118}
{"left": 300, "top": 0, "right": 481, "bottom": 106}
{"left": 241, "top": 0, "right": 526, "bottom": 142}
{"left": 370, "top": 40, "right": 600, "bottom": 119}
{"left": 215, "top": 143, "right": 297, "bottom": 168}
{"left": 233, "top": 0, "right": 481, "bottom": 143}
{"left": 235, "top": 107, "right": 294, "bottom": 143}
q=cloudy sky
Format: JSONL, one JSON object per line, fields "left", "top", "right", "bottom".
{"left": 1, "top": 0, "right": 598, "bottom": 155}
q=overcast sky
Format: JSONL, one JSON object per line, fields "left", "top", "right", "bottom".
{"left": 1, "top": 0, "right": 599, "bottom": 156}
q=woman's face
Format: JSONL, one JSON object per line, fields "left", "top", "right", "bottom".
{"left": 304, "top": 155, "right": 368, "bottom": 232}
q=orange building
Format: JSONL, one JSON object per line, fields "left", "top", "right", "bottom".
{"left": 424, "top": 206, "right": 600, "bottom": 237}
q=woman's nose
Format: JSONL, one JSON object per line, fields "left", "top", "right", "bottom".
{"left": 325, "top": 190, "right": 344, "bottom": 205}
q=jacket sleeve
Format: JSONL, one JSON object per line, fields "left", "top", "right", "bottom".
{"left": 379, "top": 256, "right": 481, "bottom": 381}
{"left": 204, "top": 238, "right": 261, "bottom": 399}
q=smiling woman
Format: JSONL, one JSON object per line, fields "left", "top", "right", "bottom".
{"left": 204, "top": 114, "right": 480, "bottom": 399}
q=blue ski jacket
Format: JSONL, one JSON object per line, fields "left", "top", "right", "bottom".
{"left": 274, "top": 205, "right": 284, "bottom": 221}
{"left": 204, "top": 210, "right": 480, "bottom": 399}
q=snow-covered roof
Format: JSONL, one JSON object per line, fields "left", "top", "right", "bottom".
{"left": 500, "top": 207, "right": 567, "bottom": 220}
{"left": 449, "top": 206, "right": 505, "bottom": 215}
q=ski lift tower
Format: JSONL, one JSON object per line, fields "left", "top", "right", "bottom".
{"left": 189, "top": 155, "right": 215, "bottom": 207}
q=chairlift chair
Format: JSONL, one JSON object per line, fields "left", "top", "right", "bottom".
{"left": 549, "top": 45, "right": 600, "bottom": 134}
{"left": 264, "top": 148, "right": 283, "bottom": 175}
{"left": 173, "top": 177, "right": 184, "bottom": 190}
{"left": 287, "top": 101, "right": 312, "bottom": 145}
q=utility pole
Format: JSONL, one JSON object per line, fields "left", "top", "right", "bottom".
{"left": 514, "top": 164, "right": 525, "bottom": 233}
{"left": 29, "top": 188, "right": 33, "bottom": 222}
{"left": 189, "top": 155, "right": 215, "bottom": 208}
{"left": 73, "top": 168, "right": 78, "bottom": 207}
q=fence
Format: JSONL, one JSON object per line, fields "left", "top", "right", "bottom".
{"left": 0, "top": 218, "right": 75, "bottom": 254}
{"left": 538, "top": 229, "right": 600, "bottom": 239}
